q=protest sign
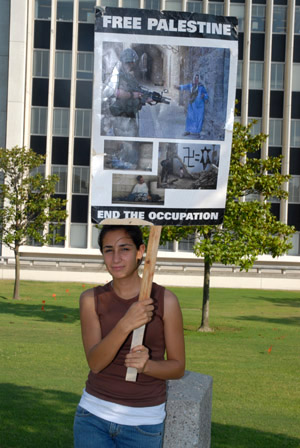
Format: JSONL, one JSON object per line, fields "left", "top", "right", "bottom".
{"left": 91, "top": 7, "right": 238, "bottom": 227}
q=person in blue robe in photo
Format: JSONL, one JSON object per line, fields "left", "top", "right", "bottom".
{"left": 175, "top": 74, "right": 208, "bottom": 137}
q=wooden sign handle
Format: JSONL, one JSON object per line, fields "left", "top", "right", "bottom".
{"left": 126, "top": 225, "right": 162, "bottom": 382}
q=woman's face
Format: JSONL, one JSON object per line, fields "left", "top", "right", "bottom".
{"left": 102, "top": 229, "right": 144, "bottom": 279}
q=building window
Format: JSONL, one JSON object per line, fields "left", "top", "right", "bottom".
{"left": 164, "top": 0, "right": 182, "bottom": 11}
{"left": 55, "top": 51, "right": 72, "bottom": 79}
{"left": 145, "top": 0, "right": 161, "bottom": 10}
{"left": 53, "top": 108, "right": 70, "bottom": 136}
{"left": 92, "top": 225, "right": 100, "bottom": 249}
{"left": 74, "top": 138, "right": 91, "bottom": 165}
{"left": 291, "top": 120, "right": 300, "bottom": 148}
{"left": 31, "top": 165, "right": 45, "bottom": 177}
{"left": 178, "top": 234, "right": 196, "bottom": 252}
{"left": 273, "top": 6, "right": 287, "bottom": 34}
{"left": 76, "top": 81, "right": 93, "bottom": 109}
{"left": 34, "top": 0, "right": 51, "bottom": 20}
{"left": 31, "top": 107, "right": 48, "bottom": 135}
{"left": 56, "top": 22, "right": 73, "bottom": 51}
{"left": 249, "top": 118, "right": 262, "bottom": 136}
{"left": 159, "top": 241, "right": 174, "bottom": 251}
{"left": 99, "top": 0, "right": 118, "bottom": 6}
{"left": 289, "top": 176, "right": 300, "bottom": 203}
{"left": 271, "top": 63, "right": 284, "bottom": 90}
{"left": 33, "top": 50, "right": 49, "bottom": 77}
{"left": 31, "top": 135, "right": 47, "bottom": 156}
{"left": 32, "top": 78, "right": 49, "bottom": 106}
{"left": 186, "top": 1, "right": 202, "bottom": 13}
{"left": 236, "top": 61, "right": 242, "bottom": 88}
{"left": 75, "top": 109, "right": 91, "bottom": 137}
{"left": 269, "top": 119, "right": 283, "bottom": 146}
{"left": 230, "top": 5, "right": 244, "bottom": 33}
{"left": 208, "top": 3, "right": 224, "bottom": 16}
{"left": 79, "top": 1, "right": 95, "bottom": 23}
{"left": 71, "top": 195, "right": 88, "bottom": 223}
{"left": 57, "top": 0, "right": 73, "bottom": 21}
{"left": 249, "top": 62, "right": 263, "bottom": 89}
{"left": 54, "top": 79, "right": 71, "bottom": 108}
{"left": 251, "top": 5, "right": 265, "bottom": 32}
{"left": 295, "top": 6, "right": 300, "bottom": 34}
{"left": 51, "top": 165, "right": 68, "bottom": 194}
{"left": 73, "top": 166, "right": 90, "bottom": 194}
{"left": 123, "top": 0, "right": 140, "bottom": 8}
{"left": 292, "top": 65, "right": 300, "bottom": 92}
{"left": 288, "top": 232, "right": 300, "bottom": 256}
{"left": 70, "top": 223, "right": 88, "bottom": 248}
{"left": 34, "top": 20, "right": 51, "bottom": 49}
{"left": 27, "top": 230, "right": 43, "bottom": 246}
{"left": 48, "top": 224, "right": 65, "bottom": 247}
{"left": 77, "top": 52, "right": 94, "bottom": 79}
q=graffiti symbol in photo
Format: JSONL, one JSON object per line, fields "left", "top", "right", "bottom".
{"left": 158, "top": 142, "right": 220, "bottom": 190}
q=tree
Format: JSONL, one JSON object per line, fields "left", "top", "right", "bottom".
{"left": 145, "top": 122, "right": 295, "bottom": 331}
{"left": 0, "top": 146, "right": 67, "bottom": 299}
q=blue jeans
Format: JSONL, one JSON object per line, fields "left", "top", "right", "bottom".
{"left": 73, "top": 405, "right": 164, "bottom": 448}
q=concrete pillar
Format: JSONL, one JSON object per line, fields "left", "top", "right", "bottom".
{"left": 163, "top": 371, "right": 213, "bottom": 448}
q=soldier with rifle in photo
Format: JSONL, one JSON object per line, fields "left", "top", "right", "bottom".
{"left": 102, "top": 48, "right": 170, "bottom": 138}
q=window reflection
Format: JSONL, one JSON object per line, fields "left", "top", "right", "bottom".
{"left": 187, "top": 1, "right": 202, "bottom": 14}
{"left": 251, "top": 5, "right": 265, "bottom": 32}
{"left": 230, "top": 5, "right": 244, "bottom": 33}
{"left": 35, "top": 0, "right": 51, "bottom": 20}
{"left": 79, "top": 0, "right": 95, "bottom": 23}
{"left": 273, "top": 6, "right": 287, "bottom": 33}
{"left": 57, "top": 0, "right": 73, "bottom": 21}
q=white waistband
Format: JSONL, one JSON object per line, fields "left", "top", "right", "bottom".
{"left": 78, "top": 389, "right": 166, "bottom": 426}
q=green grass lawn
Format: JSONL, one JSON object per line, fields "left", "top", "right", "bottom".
{"left": 0, "top": 280, "right": 299, "bottom": 447}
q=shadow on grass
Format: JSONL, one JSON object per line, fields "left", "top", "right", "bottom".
{"left": 245, "top": 295, "right": 300, "bottom": 308}
{"left": 235, "top": 315, "right": 300, "bottom": 326}
{"left": 1, "top": 383, "right": 299, "bottom": 448}
{"left": 0, "top": 383, "right": 79, "bottom": 448}
{"left": 0, "top": 300, "right": 79, "bottom": 324}
{"left": 212, "top": 422, "right": 300, "bottom": 448}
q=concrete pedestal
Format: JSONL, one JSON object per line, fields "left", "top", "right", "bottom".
{"left": 163, "top": 371, "right": 213, "bottom": 448}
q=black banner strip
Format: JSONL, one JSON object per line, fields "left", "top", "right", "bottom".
{"left": 92, "top": 206, "right": 224, "bottom": 226}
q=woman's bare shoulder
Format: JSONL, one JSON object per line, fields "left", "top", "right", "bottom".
{"left": 163, "top": 288, "right": 181, "bottom": 311}
{"left": 79, "top": 287, "right": 95, "bottom": 306}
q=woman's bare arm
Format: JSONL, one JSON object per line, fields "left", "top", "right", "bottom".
{"left": 80, "top": 288, "right": 154, "bottom": 373}
{"left": 125, "top": 289, "right": 185, "bottom": 379}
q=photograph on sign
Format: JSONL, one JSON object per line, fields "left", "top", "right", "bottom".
{"left": 91, "top": 8, "right": 238, "bottom": 226}
{"left": 102, "top": 140, "right": 153, "bottom": 172}
{"left": 158, "top": 143, "right": 220, "bottom": 190}
{"left": 100, "top": 41, "right": 229, "bottom": 141}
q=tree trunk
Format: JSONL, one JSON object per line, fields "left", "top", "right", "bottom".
{"left": 13, "top": 247, "right": 20, "bottom": 300}
{"left": 198, "top": 259, "right": 213, "bottom": 332}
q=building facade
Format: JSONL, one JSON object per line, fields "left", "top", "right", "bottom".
{"left": 1, "top": 0, "right": 300, "bottom": 264}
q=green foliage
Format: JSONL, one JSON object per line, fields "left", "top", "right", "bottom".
{"left": 0, "top": 146, "right": 67, "bottom": 250}
{"left": 149, "top": 122, "right": 294, "bottom": 270}
{"left": 142, "top": 122, "right": 295, "bottom": 330}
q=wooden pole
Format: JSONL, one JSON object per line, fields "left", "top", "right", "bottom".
{"left": 126, "top": 225, "right": 162, "bottom": 382}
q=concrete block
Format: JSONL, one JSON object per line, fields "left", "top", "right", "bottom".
{"left": 163, "top": 371, "right": 213, "bottom": 448}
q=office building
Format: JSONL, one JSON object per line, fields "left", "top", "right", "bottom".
{"left": 1, "top": 0, "right": 299, "bottom": 269}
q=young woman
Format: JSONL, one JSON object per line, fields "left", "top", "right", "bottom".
{"left": 73, "top": 225, "right": 185, "bottom": 448}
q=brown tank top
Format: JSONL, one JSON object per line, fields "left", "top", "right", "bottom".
{"left": 85, "top": 282, "right": 166, "bottom": 407}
